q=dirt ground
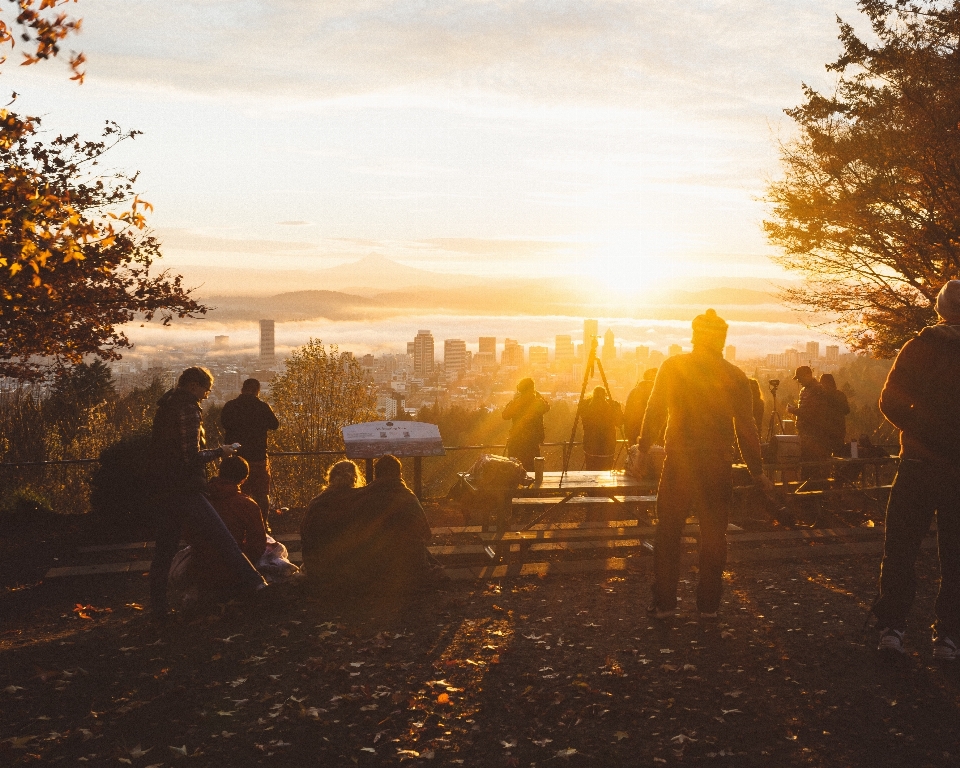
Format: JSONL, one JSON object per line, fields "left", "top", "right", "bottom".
{"left": 2, "top": 543, "right": 960, "bottom": 767}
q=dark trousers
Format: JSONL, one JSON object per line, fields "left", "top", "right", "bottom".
{"left": 242, "top": 459, "right": 272, "bottom": 520}
{"left": 653, "top": 452, "right": 733, "bottom": 613}
{"left": 150, "top": 491, "right": 265, "bottom": 613}
{"left": 875, "top": 459, "right": 960, "bottom": 635}
{"left": 506, "top": 438, "right": 540, "bottom": 472}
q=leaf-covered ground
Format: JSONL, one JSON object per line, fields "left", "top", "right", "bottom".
{"left": 2, "top": 550, "right": 960, "bottom": 767}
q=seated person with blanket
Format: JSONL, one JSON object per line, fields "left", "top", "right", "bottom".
{"left": 301, "top": 455, "right": 447, "bottom": 594}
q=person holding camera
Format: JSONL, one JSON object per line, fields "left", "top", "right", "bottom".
{"left": 787, "top": 365, "right": 831, "bottom": 479}
{"left": 636, "top": 309, "right": 773, "bottom": 619}
{"left": 502, "top": 377, "right": 550, "bottom": 471}
{"left": 873, "top": 281, "right": 960, "bottom": 659}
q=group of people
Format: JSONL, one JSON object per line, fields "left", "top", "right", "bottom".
{"left": 148, "top": 281, "right": 960, "bottom": 661}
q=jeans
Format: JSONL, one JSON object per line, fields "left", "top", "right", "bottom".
{"left": 875, "top": 459, "right": 960, "bottom": 635}
{"left": 150, "top": 491, "right": 265, "bottom": 613}
{"left": 652, "top": 452, "right": 733, "bottom": 614}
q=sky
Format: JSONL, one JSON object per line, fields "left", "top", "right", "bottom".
{"left": 5, "top": 0, "right": 868, "bottom": 298}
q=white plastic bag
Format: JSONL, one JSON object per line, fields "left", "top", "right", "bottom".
{"left": 256, "top": 536, "right": 300, "bottom": 583}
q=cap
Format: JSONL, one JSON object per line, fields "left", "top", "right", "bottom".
{"left": 792, "top": 365, "right": 813, "bottom": 380}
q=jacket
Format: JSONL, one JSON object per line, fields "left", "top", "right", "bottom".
{"left": 151, "top": 387, "right": 221, "bottom": 494}
{"left": 880, "top": 322, "right": 960, "bottom": 466}
{"left": 624, "top": 380, "right": 655, "bottom": 445}
{"left": 578, "top": 396, "right": 623, "bottom": 458}
{"left": 221, "top": 393, "right": 280, "bottom": 463}
{"left": 502, "top": 391, "right": 549, "bottom": 445}
{"left": 204, "top": 477, "right": 267, "bottom": 564}
{"left": 638, "top": 349, "right": 762, "bottom": 476}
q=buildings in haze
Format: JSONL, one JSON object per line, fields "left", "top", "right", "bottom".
{"left": 583, "top": 319, "right": 599, "bottom": 348}
{"left": 214, "top": 335, "right": 230, "bottom": 349}
{"left": 412, "top": 330, "right": 435, "bottom": 378}
{"left": 444, "top": 339, "right": 467, "bottom": 374}
{"left": 602, "top": 329, "right": 616, "bottom": 364}
{"left": 725, "top": 345, "right": 736, "bottom": 362}
{"left": 668, "top": 344, "right": 683, "bottom": 357}
{"left": 259, "top": 320, "right": 275, "bottom": 368}
{"left": 555, "top": 335, "right": 575, "bottom": 363}
{"left": 528, "top": 345, "right": 549, "bottom": 367}
{"left": 502, "top": 338, "right": 524, "bottom": 369}
{"left": 825, "top": 345, "right": 839, "bottom": 362}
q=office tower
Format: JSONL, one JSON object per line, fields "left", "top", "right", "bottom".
{"left": 825, "top": 345, "right": 840, "bottom": 362}
{"left": 784, "top": 348, "right": 800, "bottom": 369}
{"left": 406, "top": 341, "right": 416, "bottom": 355}
{"left": 602, "top": 329, "right": 616, "bottom": 363}
{"left": 636, "top": 345, "right": 649, "bottom": 362}
{"left": 584, "top": 319, "right": 599, "bottom": 346}
{"left": 412, "top": 330, "right": 435, "bottom": 378}
{"left": 555, "top": 334, "right": 575, "bottom": 361}
{"left": 806, "top": 341, "right": 820, "bottom": 359}
{"left": 502, "top": 338, "right": 524, "bottom": 368}
{"left": 668, "top": 344, "right": 682, "bottom": 357}
{"left": 479, "top": 337, "right": 496, "bottom": 356}
{"left": 528, "top": 345, "right": 549, "bottom": 367}
{"left": 259, "top": 320, "right": 275, "bottom": 367}
{"left": 214, "top": 335, "right": 230, "bottom": 349}
{"left": 444, "top": 339, "right": 467, "bottom": 373}
{"left": 725, "top": 345, "right": 736, "bottom": 362}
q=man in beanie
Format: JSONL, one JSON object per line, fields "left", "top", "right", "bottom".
{"left": 636, "top": 309, "right": 772, "bottom": 619}
{"left": 787, "top": 365, "right": 830, "bottom": 479}
{"left": 502, "top": 377, "right": 550, "bottom": 470}
{"left": 873, "top": 280, "right": 960, "bottom": 658}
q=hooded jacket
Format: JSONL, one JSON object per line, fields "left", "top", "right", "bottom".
{"left": 880, "top": 323, "right": 960, "bottom": 466}
{"left": 204, "top": 477, "right": 267, "bottom": 564}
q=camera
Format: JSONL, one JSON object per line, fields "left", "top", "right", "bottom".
{"left": 768, "top": 379, "right": 780, "bottom": 394}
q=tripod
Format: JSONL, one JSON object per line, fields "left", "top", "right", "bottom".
{"left": 765, "top": 379, "right": 786, "bottom": 442}
{"left": 560, "top": 336, "right": 619, "bottom": 486}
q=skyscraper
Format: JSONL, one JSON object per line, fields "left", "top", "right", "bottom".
{"left": 825, "top": 345, "right": 840, "bottom": 362}
{"left": 555, "top": 334, "right": 575, "bottom": 362}
{"left": 412, "top": 330, "right": 435, "bottom": 378}
{"left": 806, "top": 341, "right": 820, "bottom": 360}
{"left": 502, "top": 338, "right": 524, "bottom": 368}
{"left": 444, "top": 339, "right": 467, "bottom": 373}
{"left": 584, "top": 319, "right": 599, "bottom": 346}
{"left": 479, "top": 337, "right": 496, "bottom": 355}
{"left": 602, "top": 329, "right": 616, "bottom": 363}
{"left": 259, "top": 320, "right": 275, "bottom": 367}
{"left": 528, "top": 345, "right": 549, "bottom": 367}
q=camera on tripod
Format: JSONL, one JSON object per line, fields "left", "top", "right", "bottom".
{"left": 768, "top": 379, "right": 780, "bottom": 395}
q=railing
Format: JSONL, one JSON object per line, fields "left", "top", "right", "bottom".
{"left": 0, "top": 442, "right": 902, "bottom": 517}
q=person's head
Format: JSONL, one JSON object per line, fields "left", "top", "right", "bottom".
{"left": 792, "top": 365, "right": 816, "bottom": 387}
{"left": 326, "top": 460, "right": 361, "bottom": 490}
{"left": 592, "top": 386, "right": 607, "bottom": 401}
{"left": 819, "top": 373, "right": 837, "bottom": 392}
{"left": 219, "top": 455, "right": 250, "bottom": 485}
{"left": 936, "top": 280, "right": 960, "bottom": 323}
{"left": 177, "top": 366, "right": 214, "bottom": 400}
{"left": 374, "top": 454, "right": 403, "bottom": 481}
{"left": 691, "top": 308, "right": 728, "bottom": 353}
{"left": 517, "top": 377, "right": 535, "bottom": 395}
{"left": 643, "top": 367, "right": 657, "bottom": 382}
{"left": 241, "top": 378, "right": 261, "bottom": 396}
{"left": 748, "top": 377, "right": 762, "bottom": 395}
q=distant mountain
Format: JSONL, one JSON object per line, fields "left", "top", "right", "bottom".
{"left": 205, "top": 289, "right": 385, "bottom": 322}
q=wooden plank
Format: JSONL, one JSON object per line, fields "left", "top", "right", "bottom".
{"left": 445, "top": 556, "right": 631, "bottom": 580}
{"left": 45, "top": 562, "right": 140, "bottom": 578}
{"left": 77, "top": 542, "right": 153, "bottom": 553}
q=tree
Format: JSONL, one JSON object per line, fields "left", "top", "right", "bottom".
{"left": 765, "top": 1, "right": 960, "bottom": 357}
{"left": 0, "top": 2, "right": 206, "bottom": 378}
{"left": 268, "top": 340, "right": 377, "bottom": 506}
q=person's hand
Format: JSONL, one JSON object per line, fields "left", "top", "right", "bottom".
{"left": 220, "top": 444, "right": 237, "bottom": 458}
{"left": 786, "top": 403, "right": 798, "bottom": 415}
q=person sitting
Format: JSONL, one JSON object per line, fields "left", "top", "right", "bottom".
{"left": 300, "top": 460, "right": 364, "bottom": 582}
{"left": 205, "top": 456, "right": 268, "bottom": 566}
{"left": 302, "top": 455, "right": 446, "bottom": 594}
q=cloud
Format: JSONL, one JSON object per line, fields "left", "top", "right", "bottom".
{"left": 276, "top": 220, "right": 312, "bottom": 226}
{"left": 72, "top": 0, "right": 861, "bottom": 118}
{"left": 157, "top": 228, "right": 318, "bottom": 253}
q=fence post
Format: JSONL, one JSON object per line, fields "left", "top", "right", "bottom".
{"left": 414, "top": 456, "right": 423, "bottom": 500}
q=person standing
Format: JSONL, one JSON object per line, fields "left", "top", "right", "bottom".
{"left": 873, "top": 281, "right": 960, "bottom": 659}
{"left": 624, "top": 368, "right": 658, "bottom": 446}
{"left": 819, "top": 373, "right": 850, "bottom": 455}
{"left": 578, "top": 386, "right": 624, "bottom": 470}
{"left": 221, "top": 378, "right": 280, "bottom": 519}
{"left": 502, "top": 378, "right": 550, "bottom": 471}
{"left": 636, "top": 309, "right": 772, "bottom": 619}
{"left": 149, "top": 367, "right": 265, "bottom": 618}
{"left": 787, "top": 366, "right": 831, "bottom": 478}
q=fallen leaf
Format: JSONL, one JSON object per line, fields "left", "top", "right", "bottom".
{"left": 437, "top": 693, "right": 450, "bottom": 704}
{"left": 501, "top": 739, "right": 517, "bottom": 748}
{"left": 615, "top": 731, "right": 629, "bottom": 741}
{"left": 4, "top": 685, "right": 25, "bottom": 694}
{"left": 169, "top": 744, "right": 188, "bottom": 756}
{"left": 556, "top": 748, "right": 578, "bottom": 758}
{"left": 361, "top": 747, "right": 376, "bottom": 753}
{"left": 6, "top": 735, "right": 37, "bottom": 749}
{"left": 722, "top": 709, "right": 742, "bottom": 715}
{"left": 533, "top": 738, "right": 553, "bottom": 747}
{"left": 129, "top": 744, "right": 152, "bottom": 758}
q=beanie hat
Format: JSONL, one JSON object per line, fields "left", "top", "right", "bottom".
{"left": 935, "top": 280, "right": 960, "bottom": 322}
{"left": 517, "top": 377, "right": 535, "bottom": 394}
{"left": 691, "top": 308, "right": 728, "bottom": 336}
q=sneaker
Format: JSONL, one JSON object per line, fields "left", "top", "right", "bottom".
{"left": 647, "top": 605, "right": 677, "bottom": 620}
{"left": 933, "top": 634, "right": 958, "bottom": 661}
{"left": 878, "top": 627, "right": 905, "bottom": 655}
